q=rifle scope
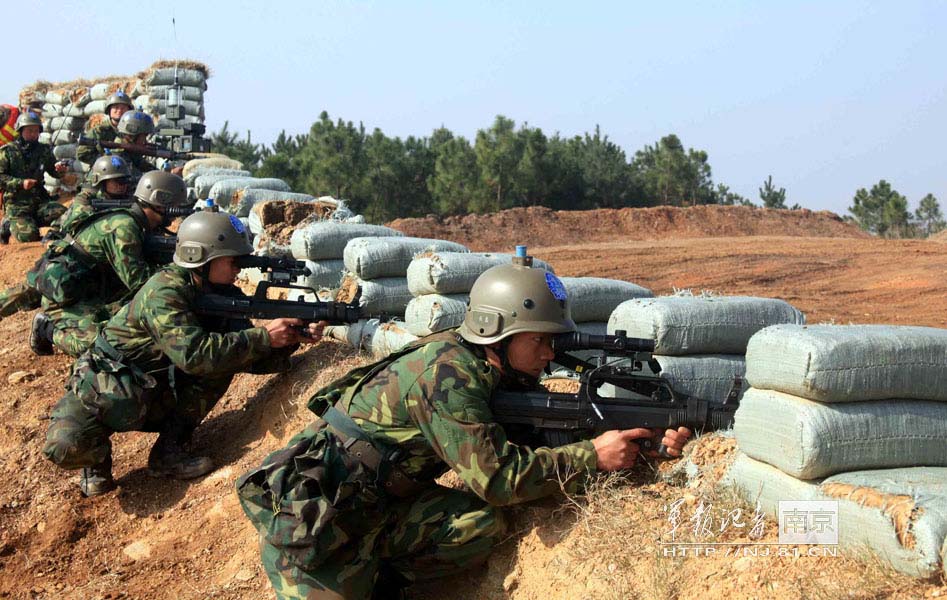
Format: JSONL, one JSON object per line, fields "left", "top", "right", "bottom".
{"left": 552, "top": 330, "right": 654, "bottom": 355}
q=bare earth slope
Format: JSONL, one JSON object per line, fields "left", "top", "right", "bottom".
{"left": 0, "top": 206, "right": 944, "bottom": 599}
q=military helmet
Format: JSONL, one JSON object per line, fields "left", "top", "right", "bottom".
{"left": 104, "top": 91, "right": 134, "bottom": 114}
{"left": 89, "top": 154, "right": 131, "bottom": 186}
{"left": 174, "top": 211, "right": 253, "bottom": 268}
{"left": 457, "top": 249, "right": 575, "bottom": 344}
{"left": 133, "top": 171, "right": 187, "bottom": 208}
{"left": 15, "top": 111, "right": 43, "bottom": 133}
{"left": 117, "top": 110, "right": 155, "bottom": 137}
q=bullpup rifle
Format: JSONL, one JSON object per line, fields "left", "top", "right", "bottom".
{"left": 491, "top": 330, "right": 741, "bottom": 456}
{"left": 77, "top": 134, "right": 197, "bottom": 162}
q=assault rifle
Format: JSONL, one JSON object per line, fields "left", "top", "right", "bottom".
{"left": 90, "top": 199, "right": 196, "bottom": 219}
{"left": 195, "top": 280, "right": 363, "bottom": 333}
{"left": 491, "top": 330, "right": 741, "bottom": 456}
{"left": 142, "top": 235, "right": 311, "bottom": 284}
{"left": 76, "top": 134, "right": 197, "bottom": 162}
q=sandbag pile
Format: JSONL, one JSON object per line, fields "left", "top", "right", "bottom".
{"left": 605, "top": 295, "right": 804, "bottom": 403}
{"left": 19, "top": 60, "right": 210, "bottom": 192}
{"left": 725, "top": 324, "right": 947, "bottom": 578}
{"left": 289, "top": 222, "right": 405, "bottom": 293}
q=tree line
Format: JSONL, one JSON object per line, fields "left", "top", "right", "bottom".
{"left": 209, "top": 112, "right": 943, "bottom": 237}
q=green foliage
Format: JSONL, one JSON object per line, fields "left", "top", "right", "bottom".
{"left": 630, "top": 135, "right": 715, "bottom": 206}
{"left": 759, "top": 175, "right": 787, "bottom": 209}
{"left": 914, "top": 193, "right": 945, "bottom": 237}
{"left": 848, "top": 180, "right": 913, "bottom": 238}
{"left": 223, "top": 112, "right": 781, "bottom": 220}
{"left": 209, "top": 121, "right": 264, "bottom": 170}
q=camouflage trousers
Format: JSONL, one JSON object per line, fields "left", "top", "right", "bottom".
{"left": 238, "top": 425, "right": 505, "bottom": 599}
{"left": 4, "top": 196, "right": 65, "bottom": 242}
{"left": 45, "top": 300, "right": 122, "bottom": 358}
{"left": 0, "top": 282, "right": 41, "bottom": 319}
{"left": 43, "top": 345, "right": 234, "bottom": 470}
{"left": 256, "top": 486, "right": 504, "bottom": 600}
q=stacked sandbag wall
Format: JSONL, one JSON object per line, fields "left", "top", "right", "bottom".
{"left": 724, "top": 324, "right": 947, "bottom": 579}
{"left": 605, "top": 294, "right": 805, "bottom": 403}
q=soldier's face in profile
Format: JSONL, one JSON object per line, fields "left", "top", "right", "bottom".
{"left": 506, "top": 332, "right": 556, "bottom": 378}
{"left": 19, "top": 126, "right": 40, "bottom": 142}
{"left": 207, "top": 256, "right": 241, "bottom": 285}
{"left": 109, "top": 105, "right": 130, "bottom": 121}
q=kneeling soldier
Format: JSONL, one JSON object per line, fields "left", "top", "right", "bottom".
{"left": 43, "top": 210, "right": 323, "bottom": 496}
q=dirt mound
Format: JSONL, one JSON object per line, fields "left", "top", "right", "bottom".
{"left": 388, "top": 205, "right": 866, "bottom": 251}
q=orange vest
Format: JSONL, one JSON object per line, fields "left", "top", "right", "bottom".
{"left": 0, "top": 104, "right": 19, "bottom": 146}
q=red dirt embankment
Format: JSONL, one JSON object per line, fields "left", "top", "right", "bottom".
{"left": 388, "top": 205, "right": 866, "bottom": 250}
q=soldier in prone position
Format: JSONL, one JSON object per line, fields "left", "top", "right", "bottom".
{"left": 29, "top": 167, "right": 185, "bottom": 357}
{"left": 0, "top": 111, "right": 68, "bottom": 243}
{"left": 236, "top": 255, "right": 692, "bottom": 600}
{"left": 43, "top": 210, "right": 324, "bottom": 497}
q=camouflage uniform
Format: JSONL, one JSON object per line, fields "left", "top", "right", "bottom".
{"left": 77, "top": 122, "right": 155, "bottom": 177}
{"left": 43, "top": 264, "right": 295, "bottom": 472}
{"left": 39, "top": 192, "right": 154, "bottom": 357}
{"left": 0, "top": 139, "right": 65, "bottom": 242}
{"left": 237, "top": 331, "right": 597, "bottom": 599}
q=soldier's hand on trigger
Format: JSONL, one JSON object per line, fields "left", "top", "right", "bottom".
{"left": 591, "top": 428, "right": 654, "bottom": 471}
{"left": 264, "top": 318, "right": 305, "bottom": 348}
{"left": 22, "top": 178, "right": 38, "bottom": 190}
{"left": 644, "top": 427, "right": 692, "bottom": 459}
{"left": 54, "top": 160, "right": 70, "bottom": 174}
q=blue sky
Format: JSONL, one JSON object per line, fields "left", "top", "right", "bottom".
{"left": 7, "top": 1, "right": 945, "bottom": 215}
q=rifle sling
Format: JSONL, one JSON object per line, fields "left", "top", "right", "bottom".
{"left": 322, "top": 405, "right": 427, "bottom": 498}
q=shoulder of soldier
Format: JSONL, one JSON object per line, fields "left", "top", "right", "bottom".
{"left": 92, "top": 122, "right": 116, "bottom": 136}
{"left": 396, "top": 338, "right": 490, "bottom": 384}
{"left": 136, "top": 265, "right": 195, "bottom": 310}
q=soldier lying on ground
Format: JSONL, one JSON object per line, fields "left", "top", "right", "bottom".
{"left": 43, "top": 209, "right": 325, "bottom": 496}
{"left": 0, "top": 111, "right": 68, "bottom": 243}
{"left": 237, "top": 253, "right": 691, "bottom": 600}
{"left": 29, "top": 167, "right": 188, "bottom": 357}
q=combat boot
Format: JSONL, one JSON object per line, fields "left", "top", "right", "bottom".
{"left": 29, "top": 312, "right": 54, "bottom": 356}
{"left": 0, "top": 218, "right": 10, "bottom": 245}
{"left": 147, "top": 434, "right": 215, "bottom": 480}
{"left": 79, "top": 457, "right": 116, "bottom": 497}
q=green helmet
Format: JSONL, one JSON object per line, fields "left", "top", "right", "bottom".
{"left": 173, "top": 211, "right": 253, "bottom": 268}
{"left": 15, "top": 111, "right": 43, "bottom": 133}
{"left": 89, "top": 154, "right": 131, "bottom": 187}
{"left": 457, "top": 251, "right": 575, "bottom": 345}
{"left": 134, "top": 171, "right": 187, "bottom": 208}
{"left": 104, "top": 91, "right": 134, "bottom": 114}
{"left": 117, "top": 110, "right": 155, "bottom": 137}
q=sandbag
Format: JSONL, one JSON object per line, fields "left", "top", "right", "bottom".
{"left": 406, "top": 252, "right": 555, "bottom": 296}
{"left": 724, "top": 454, "right": 947, "bottom": 579}
{"left": 193, "top": 173, "right": 252, "bottom": 200}
{"left": 404, "top": 294, "right": 468, "bottom": 336}
{"left": 44, "top": 91, "right": 67, "bottom": 105}
{"left": 341, "top": 276, "right": 413, "bottom": 316}
{"left": 325, "top": 319, "right": 419, "bottom": 358}
{"left": 145, "top": 85, "right": 204, "bottom": 102}
{"left": 151, "top": 99, "right": 203, "bottom": 117}
{"left": 291, "top": 223, "right": 404, "bottom": 261}
{"left": 344, "top": 237, "right": 469, "bottom": 280}
{"left": 560, "top": 277, "right": 652, "bottom": 323}
{"left": 38, "top": 132, "right": 52, "bottom": 145}
{"left": 89, "top": 83, "right": 113, "bottom": 101}
{"left": 251, "top": 235, "right": 292, "bottom": 258}
{"left": 50, "top": 130, "right": 78, "bottom": 145}
{"left": 299, "top": 260, "right": 346, "bottom": 290}
{"left": 146, "top": 68, "right": 207, "bottom": 89}
{"left": 49, "top": 116, "right": 86, "bottom": 132}
{"left": 206, "top": 178, "right": 290, "bottom": 210}
{"left": 607, "top": 295, "right": 805, "bottom": 356}
{"left": 53, "top": 144, "right": 77, "bottom": 160}
{"left": 184, "top": 165, "right": 250, "bottom": 187}
{"left": 734, "top": 388, "right": 947, "bottom": 479}
{"left": 155, "top": 116, "right": 203, "bottom": 129}
{"left": 62, "top": 104, "right": 85, "bottom": 118}
{"left": 745, "top": 324, "right": 947, "bottom": 403}
{"left": 231, "top": 189, "right": 315, "bottom": 218}
{"left": 42, "top": 103, "right": 63, "bottom": 117}
{"left": 82, "top": 100, "right": 107, "bottom": 117}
